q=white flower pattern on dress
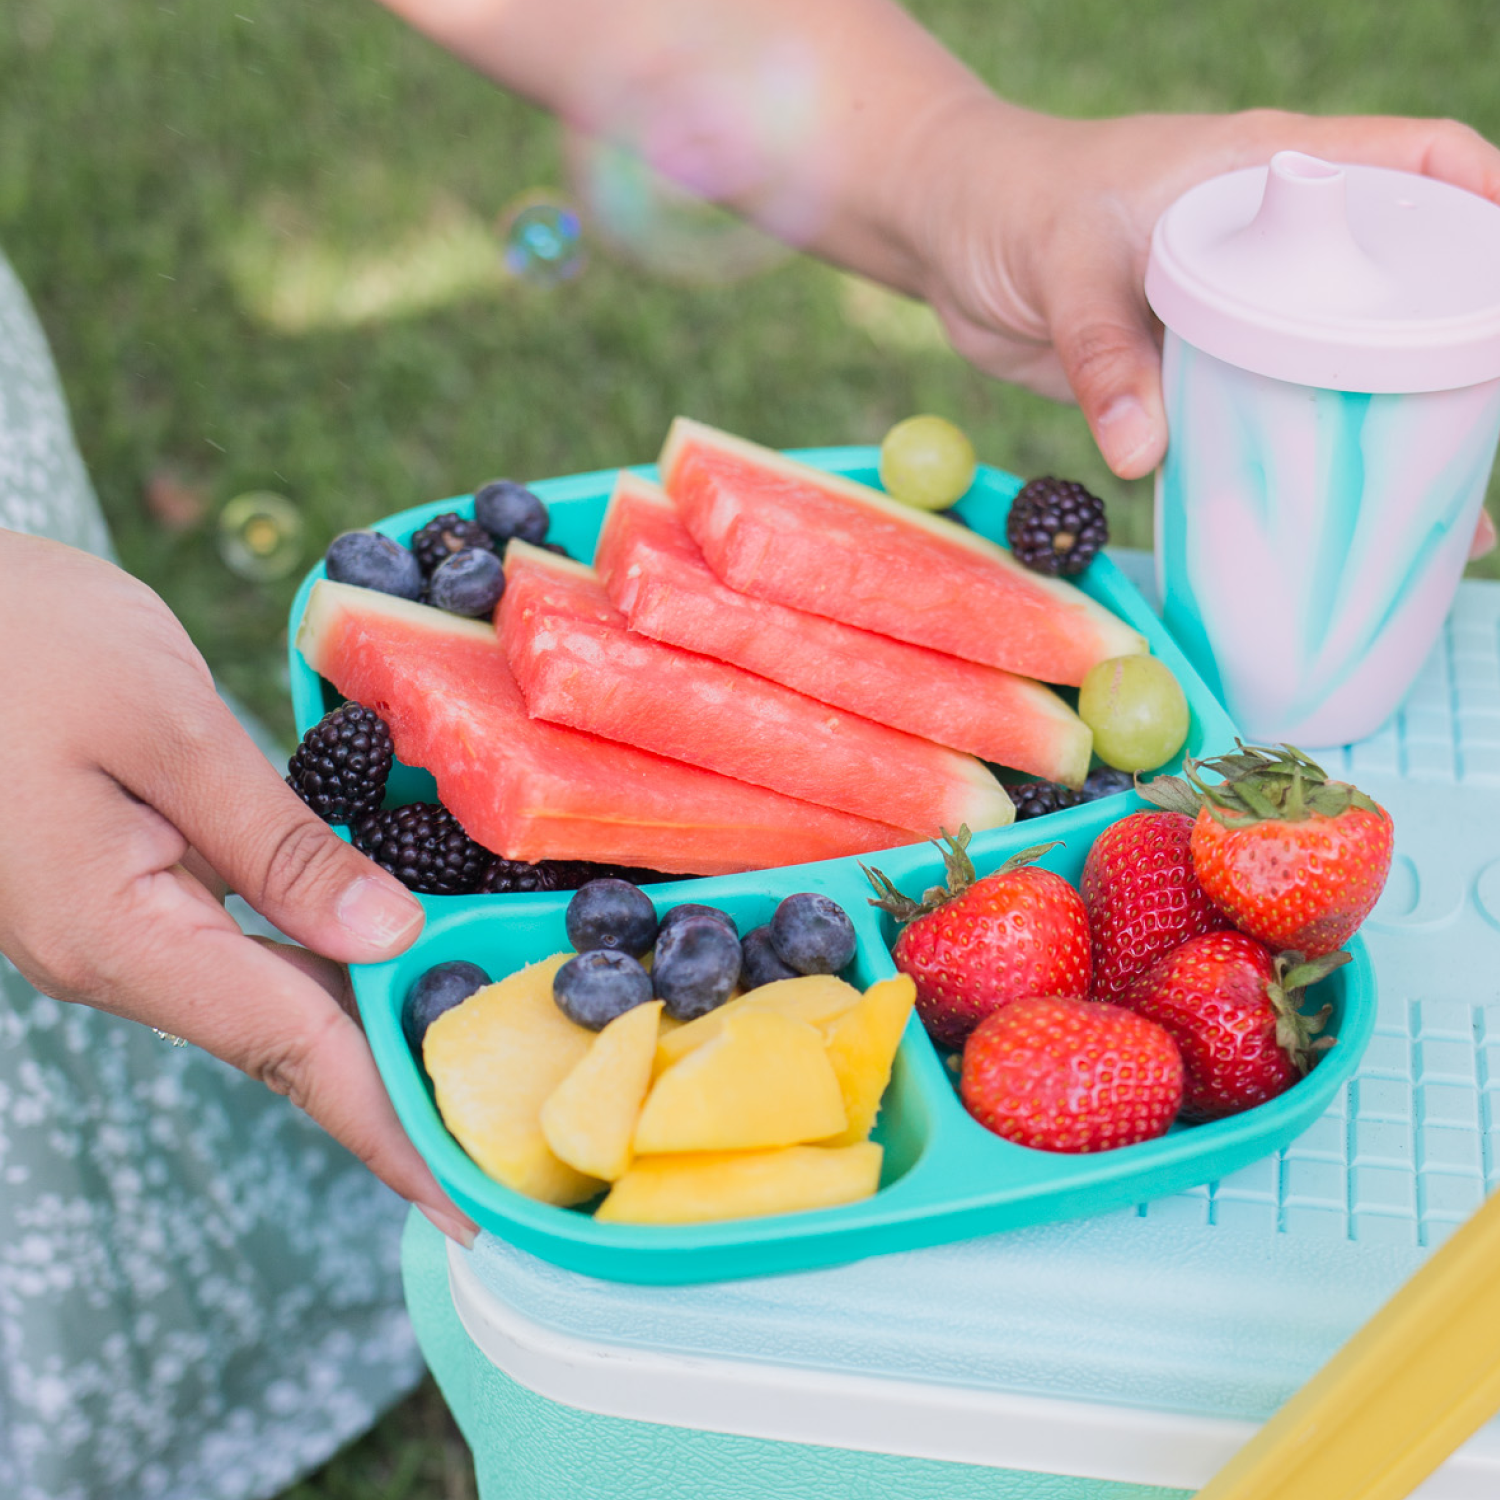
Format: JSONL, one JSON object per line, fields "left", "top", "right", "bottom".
{"left": 0, "top": 249, "right": 422, "bottom": 1500}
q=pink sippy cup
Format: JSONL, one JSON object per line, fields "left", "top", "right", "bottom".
{"left": 1145, "top": 150, "right": 1500, "bottom": 747}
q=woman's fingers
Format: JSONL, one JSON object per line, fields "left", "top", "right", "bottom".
{"left": 1041, "top": 237, "right": 1167, "bottom": 480}
{"left": 95, "top": 869, "right": 473, "bottom": 1242}
{"left": 1016, "top": 111, "right": 1500, "bottom": 477}
{"left": 0, "top": 534, "right": 472, "bottom": 1241}
{"left": 254, "top": 935, "right": 363, "bottom": 1023}
{"left": 105, "top": 679, "right": 426, "bottom": 968}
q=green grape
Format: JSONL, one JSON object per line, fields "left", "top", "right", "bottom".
{"left": 1077, "top": 655, "right": 1190, "bottom": 773}
{"left": 879, "top": 415, "right": 976, "bottom": 511}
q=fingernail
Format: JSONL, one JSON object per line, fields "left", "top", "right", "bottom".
{"left": 337, "top": 877, "right": 424, "bottom": 950}
{"left": 420, "top": 1202, "right": 479, "bottom": 1250}
{"left": 1096, "top": 394, "right": 1159, "bottom": 476}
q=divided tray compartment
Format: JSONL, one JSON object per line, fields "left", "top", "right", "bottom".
{"left": 287, "top": 447, "right": 1379, "bottom": 1284}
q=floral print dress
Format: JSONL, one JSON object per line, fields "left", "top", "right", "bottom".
{"left": 0, "top": 250, "right": 422, "bottom": 1500}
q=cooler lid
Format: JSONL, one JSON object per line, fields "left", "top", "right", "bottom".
{"left": 1145, "top": 151, "right": 1500, "bottom": 392}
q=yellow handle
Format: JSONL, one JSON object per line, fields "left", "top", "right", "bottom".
{"left": 1196, "top": 1187, "right": 1500, "bottom": 1500}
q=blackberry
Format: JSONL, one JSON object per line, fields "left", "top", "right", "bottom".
{"left": 1005, "top": 478, "right": 1108, "bottom": 576}
{"left": 1011, "top": 781, "right": 1084, "bottom": 821}
{"left": 601, "top": 863, "right": 674, "bottom": 884}
{"left": 476, "top": 858, "right": 637, "bottom": 893}
{"left": 353, "top": 804, "right": 492, "bottom": 895}
{"left": 410, "top": 512, "right": 496, "bottom": 576}
{"left": 567, "top": 862, "right": 684, "bottom": 887}
{"left": 286, "top": 703, "right": 393, "bottom": 823}
{"left": 478, "top": 857, "right": 575, "bottom": 894}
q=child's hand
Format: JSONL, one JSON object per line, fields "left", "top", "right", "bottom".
{"left": 0, "top": 531, "right": 475, "bottom": 1245}
{"left": 905, "top": 105, "right": 1500, "bottom": 479}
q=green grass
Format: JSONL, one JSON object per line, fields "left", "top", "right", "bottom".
{"left": 4, "top": 2, "right": 1499, "bottom": 1493}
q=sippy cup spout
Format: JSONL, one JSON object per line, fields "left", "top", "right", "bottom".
{"left": 1251, "top": 152, "right": 1356, "bottom": 245}
{"left": 1214, "top": 150, "right": 1393, "bottom": 313}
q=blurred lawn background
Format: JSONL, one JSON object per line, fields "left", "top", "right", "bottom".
{"left": 3, "top": 0, "right": 1500, "bottom": 1495}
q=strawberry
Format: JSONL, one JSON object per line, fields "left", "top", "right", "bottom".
{"left": 1140, "top": 743, "right": 1394, "bottom": 957}
{"left": 960, "top": 995, "right": 1184, "bottom": 1153}
{"left": 1080, "top": 809, "right": 1233, "bottom": 1003}
{"left": 1120, "top": 930, "right": 1346, "bottom": 1119}
{"left": 865, "top": 829, "right": 1090, "bottom": 1050}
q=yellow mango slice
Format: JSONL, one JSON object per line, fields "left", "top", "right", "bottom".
{"left": 424, "top": 953, "right": 603, "bottom": 1206}
{"left": 653, "top": 974, "right": 862, "bottom": 1075}
{"left": 818, "top": 975, "right": 917, "bottom": 1147}
{"left": 540, "top": 1001, "right": 663, "bottom": 1182}
{"left": 634, "top": 1008, "right": 847, "bottom": 1154}
{"left": 595, "top": 1142, "right": 883, "bottom": 1224}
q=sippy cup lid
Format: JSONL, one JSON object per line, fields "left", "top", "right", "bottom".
{"left": 1145, "top": 150, "right": 1500, "bottom": 392}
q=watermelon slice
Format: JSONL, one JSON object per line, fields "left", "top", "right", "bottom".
{"left": 659, "top": 417, "right": 1148, "bottom": 686}
{"left": 296, "top": 580, "right": 911, "bottom": 875}
{"left": 595, "top": 472, "right": 1093, "bottom": 787}
{"left": 499, "top": 543, "right": 1015, "bottom": 839}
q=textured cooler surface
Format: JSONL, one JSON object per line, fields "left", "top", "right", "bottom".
{"left": 460, "top": 560, "right": 1500, "bottom": 1428}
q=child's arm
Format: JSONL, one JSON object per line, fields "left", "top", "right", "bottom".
{"left": 378, "top": 0, "right": 1500, "bottom": 480}
{"left": 0, "top": 530, "right": 475, "bottom": 1246}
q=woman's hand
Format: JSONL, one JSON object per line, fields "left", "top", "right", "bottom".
{"left": 0, "top": 531, "right": 475, "bottom": 1245}
{"left": 380, "top": 0, "right": 1500, "bottom": 553}
{"left": 905, "top": 104, "right": 1500, "bottom": 481}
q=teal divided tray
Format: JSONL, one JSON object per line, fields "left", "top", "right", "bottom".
{"left": 286, "top": 447, "right": 1377, "bottom": 1285}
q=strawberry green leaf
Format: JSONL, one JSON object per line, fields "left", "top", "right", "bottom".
{"left": 1266, "top": 948, "right": 1350, "bottom": 1072}
{"left": 1135, "top": 773, "right": 1202, "bottom": 817}
{"left": 862, "top": 827, "right": 1065, "bottom": 925}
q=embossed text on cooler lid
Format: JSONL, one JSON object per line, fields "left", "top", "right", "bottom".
{"left": 1145, "top": 151, "right": 1500, "bottom": 393}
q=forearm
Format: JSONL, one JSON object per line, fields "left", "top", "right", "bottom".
{"left": 374, "top": 0, "right": 1023, "bottom": 295}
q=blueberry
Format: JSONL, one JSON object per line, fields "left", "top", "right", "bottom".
{"left": 474, "top": 480, "right": 549, "bottom": 546}
{"left": 565, "top": 878, "right": 658, "bottom": 958}
{"left": 553, "top": 950, "right": 654, "bottom": 1030}
{"left": 652, "top": 916, "right": 743, "bottom": 1020}
{"left": 1081, "top": 766, "right": 1135, "bottom": 801}
{"left": 402, "top": 959, "right": 491, "bottom": 1053}
{"left": 740, "top": 924, "right": 799, "bottom": 990}
{"left": 657, "top": 902, "right": 738, "bottom": 942}
{"left": 325, "top": 530, "right": 424, "bottom": 600}
{"left": 428, "top": 548, "right": 506, "bottom": 617}
{"left": 769, "top": 893, "right": 857, "bottom": 976}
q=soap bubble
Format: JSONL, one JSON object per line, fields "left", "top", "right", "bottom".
{"left": 217, "top": 491, "right": 305, "bottom": 581}
{"left": 568, "top": 132, "right": 792, "bottom": 285}
{"left": 565, "top": 7, "right": 821, "bottom": 284}
{"left": 496, "top": 194, "right": 586, "bottom": 287}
